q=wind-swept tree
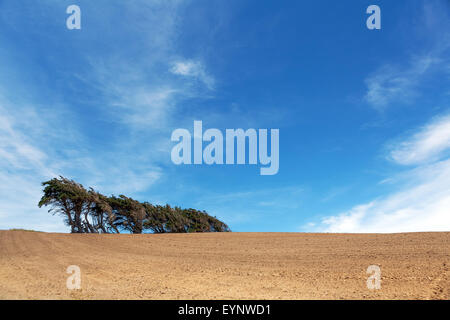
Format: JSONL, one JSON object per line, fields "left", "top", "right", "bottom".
{"left": 180, "top": 208, "right": 231, "bottom": 232}
{"left": 107, "top": 195, "right": 146, "bottom": 234}
{"left": 142, "top": 204, "right": 230, "bottom": 233}
{"left": 38, "top": 177, "right": 93, "bottom": 233}
{"left": 142, "top": 204, "right": 189, "bottom": 233}
{"left": 88, "top": 190, "right": 118, "bottom": 233}
{"left": 206, "top": 214, "right": 231, "bottom": 232}
{"left": 39, "top": 177, "right": 230, "bottom": 234}
{"left": 142, "top": 203, "right": 169, "bottom": 233}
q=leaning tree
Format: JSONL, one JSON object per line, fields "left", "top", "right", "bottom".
{"left": 38, "top": 177, "right": 93, "bottom": 233}
{"left": 107, "top": 195, "right": 146, "bottom": 234}
{"left": 38, "top": 177, "right": 118, "bottom": 233}
{"left": 39, "top": 176, "right": 230, "bottom": 234}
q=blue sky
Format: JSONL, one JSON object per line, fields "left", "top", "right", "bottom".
{"left": 1, "top": 0, "right": 450, "bottom": 233}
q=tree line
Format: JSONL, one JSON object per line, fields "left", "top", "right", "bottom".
{"left": 38, "top": 176, "right": 230, "bottom": 233}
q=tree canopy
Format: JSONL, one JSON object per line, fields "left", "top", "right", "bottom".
{"left": 38, "top": 176, "right": 230, "bottom": 234}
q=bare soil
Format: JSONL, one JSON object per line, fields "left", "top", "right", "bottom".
{"left": 0, "top": 230, "right": 448, "bottom": 299}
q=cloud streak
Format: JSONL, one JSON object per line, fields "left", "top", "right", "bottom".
{"left": 364, "top": 1, "right": 450, "bottom": 111}
{"left": 365, "top": 56, "right": 440, "bottom": 110}
{"left": 0, "top": 1, "right": 200, "bottom": 231}
{"left": 315, "top": 113, "right": 450, "bottom": 233}
{"left": 170, "top": 60, "right": 215, "bottom": 90}
{"left": 389, "top": 114, "right": 450, "bottom": 165}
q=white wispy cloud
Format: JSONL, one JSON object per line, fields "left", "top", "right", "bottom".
{"left": 324, "top": 3, "right": 450, "bottom": 232}
{"left": 0, "top": 96, "right": 70, "bottom": 231}
{"left": 170, "top": 60, "right": 215, "bottom": 89}
{"left": 313, "top": 113, "right": 450, "bottom": 233}
{"left": 0, "top": 1, "right": 195, "bottom": 231}
{"left": 319, "top": 160, "right": 450, "bottom": 233}
{"left": 389, "top": 114, "right": 450, "bottom": 165}
{"left": 364, "top": 1, "right": 450, "bottom": 111}
{"left": 365, "top": 55, "right": 440, "bottom": 110}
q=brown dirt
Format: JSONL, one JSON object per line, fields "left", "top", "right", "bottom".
{"left": 0, "top": 230, "right": 449, "bottom": 300}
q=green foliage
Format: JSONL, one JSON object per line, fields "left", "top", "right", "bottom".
{"left": 38, "top": 176, "right": 231, "bottom": 234}
{"left": 141, "top": 204, "right": 231, "bottom": 233}
{"left": 107, "top": 195, "right": 145, "bottom": 234}
{"left": 38, "top": 177, "right": 92, "bottom": 233}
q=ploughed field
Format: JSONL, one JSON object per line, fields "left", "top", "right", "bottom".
{"left": 0, "top": 230, "right": 448, "bottom": 299}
